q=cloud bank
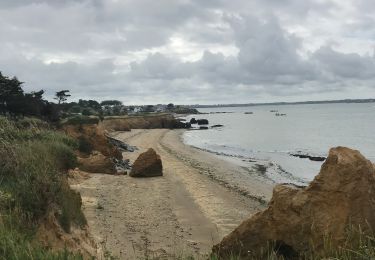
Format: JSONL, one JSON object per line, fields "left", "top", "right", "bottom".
{"left": 0, "top": 0, "right": 374, "bottom": 104}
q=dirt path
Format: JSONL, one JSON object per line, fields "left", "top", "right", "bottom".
{"left": 75, "top": 129, "right": 270, "bottom": 259}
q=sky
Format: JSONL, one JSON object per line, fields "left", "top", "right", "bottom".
{"left": 0, "top": 0, "right": 375, "bottom": 105}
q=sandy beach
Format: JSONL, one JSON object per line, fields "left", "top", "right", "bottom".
{"left": 74, "top": 129, "right": 273, "bottom": 259}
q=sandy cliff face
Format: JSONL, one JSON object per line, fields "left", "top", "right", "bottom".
{"left": 212, "top": 147, "right": 375, "bottom": 259}
{"left": 63, "top": 123, "right": 122, "bottom": 159}
{"left": 36, "top": 173, "right": 99, "bottom": 259}
{"left": 36, "top": 208, "right": 98, "bottom": 259}
{"left": 102, "top": 114, "right": 189, "bottom": 131}
{"left": 63, "top": 123, "right": 122, "bottom": 174}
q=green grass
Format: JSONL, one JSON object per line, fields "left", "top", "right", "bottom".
{"left": 0, "top": 117, "right": 86, "bottom": 259}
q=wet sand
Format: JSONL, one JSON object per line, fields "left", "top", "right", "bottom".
{"left": 74, "top": 129, "right": 272, "bottom": 259}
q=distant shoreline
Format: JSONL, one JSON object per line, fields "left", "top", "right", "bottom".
{"left": 191, "top": 98, "right": 375, "bottom": 108}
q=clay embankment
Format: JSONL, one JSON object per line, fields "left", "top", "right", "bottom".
{"left": 101, "top": 114, "right": 189, "bottom": 131}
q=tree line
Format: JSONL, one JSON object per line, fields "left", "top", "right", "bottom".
{"left": 0, "top": 71, "right": 129, "bottom": 121}
{"left": 0, "top": 71, "right": 192, "bottom": 121}
{"left": 0, "top": 72, "right": 62, "bottom": 121}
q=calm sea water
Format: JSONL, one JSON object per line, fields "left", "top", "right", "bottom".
{"left": 183, "top": 103, "right": 375, "bottom": 184}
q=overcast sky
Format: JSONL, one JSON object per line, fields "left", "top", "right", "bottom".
{"left": 0, "top": 0, "right": 374, "bottom": 104}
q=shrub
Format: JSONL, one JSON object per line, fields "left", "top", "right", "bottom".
{"left": 58, "top": 182, "right": 87, "bottom": 233}
{"left": 0, "top": 139, "right": 76, "bottom": 221}
{"left": 78, "top": 136, "right": 93, "bottom": 154}
{"left": 81, "top": 108, "right": 93, "bottom": 116}
{"left": 50, "top": 141, "right": 78, "bottom": 170}
{"left": 14, "top": 117, "right": 50, "bottom": 129}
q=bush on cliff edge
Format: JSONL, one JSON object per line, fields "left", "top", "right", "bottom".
{"left": 0, "top": 117, "right": 86, "bottom": 258}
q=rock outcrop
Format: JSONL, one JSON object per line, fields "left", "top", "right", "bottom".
{"left": 290, "top": 152, "right": 326, "bottom": 162}
{"left": 107, "top": 135, "right": 137, "bottom": 152}
{"left": 197, "top": 119, "right": 209, "bottom": 125}
{"left": 78, "top": 151, "right": 117, "bottom": 174}
{"left": 190, "top": 118, "right": 198, "bottom": 124}
{"left": 130, "top": 148, "right": 163, "bottom": 177}
{"left": 212, "top": 147, "right": 375, "bottom": 259}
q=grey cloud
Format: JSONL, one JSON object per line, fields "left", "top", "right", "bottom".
{"left": 0, "top": 0, "right": 375, "bottom": 104}
{"left": 313, "top": 46, "right": 375, "bottom": 79}
{"left": 227, "top": 15, "right": 317, "bottom": 83}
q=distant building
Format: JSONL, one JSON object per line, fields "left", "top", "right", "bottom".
{"left": 127, "top": 106, "right": 142, "bottom": 114}
{"left": 154, "top": 104, "right": 167, "bottom": 112}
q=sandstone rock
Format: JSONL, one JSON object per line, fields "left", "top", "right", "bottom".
{"left": 212, "top": 147, "right": 375, "bottom": 259}
{"left": 130, "top": 148, "right": 163, "bottom": 177}
{"left": 78, "top": 151, "right": 116, "bottom": 174}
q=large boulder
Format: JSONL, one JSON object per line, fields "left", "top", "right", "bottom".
{"left": 212, "top": 147, "right": 375, "bottom": 259}
{"left": 130, "top": 148, "right": 163, "bottom": 177}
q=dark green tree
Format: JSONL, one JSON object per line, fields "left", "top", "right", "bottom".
{"left": 54, "top": 90, "right": 71, "bottom": 104}
{"left": 100, "top": 100, "right": 122, "bottom": 106}
{"left": 144, "top": 105, "right": 155, "bottom": 112}
{"left": 0, "top": 72, "right": 55, "bottom": 119}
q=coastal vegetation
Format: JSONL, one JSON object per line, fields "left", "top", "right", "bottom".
{"left": 0, "top": 117, "right": 86, "bottom": 259}
{"left": 0, "top": 72, "right": 60, "bottom": 121}
{"left": 1, "top": 71, "right": 196, "bottom": 125}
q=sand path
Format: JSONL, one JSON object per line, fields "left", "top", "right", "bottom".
{"left": 75, "top": 129, "right": 271, "bottom": 259}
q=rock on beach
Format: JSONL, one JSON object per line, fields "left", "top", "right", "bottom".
{"left": 130, "top": 148, "right": 163, "bottom": 177}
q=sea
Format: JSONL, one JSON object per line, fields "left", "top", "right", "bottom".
{"left": 182, "top": 103, "right": 375, "bottom": 185}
